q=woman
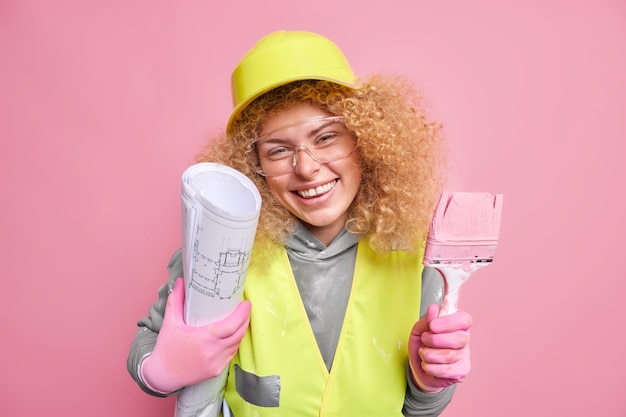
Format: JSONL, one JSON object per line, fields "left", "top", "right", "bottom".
{"left": 128, "top": 30, "right": 472, "bottom": 417}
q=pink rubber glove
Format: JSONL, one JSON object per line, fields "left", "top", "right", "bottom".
{"left": 408, "top": 304, "right": 472, "bottom": 393}
{"left": 141, "top": 278, "right": 251, "bottom": 394}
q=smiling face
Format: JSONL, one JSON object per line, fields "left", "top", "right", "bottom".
{"left": 258, "top": 103, "right": 362, "bottom": 245}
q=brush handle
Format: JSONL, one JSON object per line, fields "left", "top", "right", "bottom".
{"left": 431, "top": 263, "right": 490, "bottom": 316}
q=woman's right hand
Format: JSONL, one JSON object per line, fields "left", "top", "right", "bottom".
{"left": 140, "top": 278, "right": 251, "bottom": 394}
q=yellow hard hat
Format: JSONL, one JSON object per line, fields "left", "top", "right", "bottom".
{"left": 227, "top": 30, "right": 357, "bottom": 133}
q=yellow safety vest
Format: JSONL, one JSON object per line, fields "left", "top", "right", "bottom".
{"left": 224, "top": 241, "right": 424, "bottom": 416}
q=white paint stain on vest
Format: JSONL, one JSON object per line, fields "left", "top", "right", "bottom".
{"left": 371, "top": 337, "right": 392, "bottom": 360}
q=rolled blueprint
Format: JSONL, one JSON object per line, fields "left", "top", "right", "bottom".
{"left": 176, "top": 162, "right": 262, "bottom": 417}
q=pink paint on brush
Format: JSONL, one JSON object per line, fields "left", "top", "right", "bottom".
{"left": 423, "top": 191, "right": 504, "bottom": 315}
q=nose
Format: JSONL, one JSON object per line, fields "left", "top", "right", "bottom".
{"left": 293, "top": 145, "right": 321, "bottom": 177}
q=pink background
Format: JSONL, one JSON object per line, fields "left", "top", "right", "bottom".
{"left": 2, "top": 1, "right": 625, "bottom": 416}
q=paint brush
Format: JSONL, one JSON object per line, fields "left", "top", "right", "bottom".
{"left": 423, "top": 191, "right": 503, "bottom": 316}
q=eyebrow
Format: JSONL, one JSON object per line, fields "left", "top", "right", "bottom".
{"left": 257, "top": 120, "right": 343, "bottom": 144}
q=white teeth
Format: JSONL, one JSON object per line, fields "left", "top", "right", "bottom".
{"left": 297, "top": 180, "right": 337, "bottom": 198}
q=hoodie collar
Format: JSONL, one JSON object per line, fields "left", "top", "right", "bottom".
{"left": 285, "top": 222, "right": 360, "bottom": 261}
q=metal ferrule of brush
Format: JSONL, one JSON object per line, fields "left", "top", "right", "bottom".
{"left": 423, "top": 239, "right": 498, "bottom": 264}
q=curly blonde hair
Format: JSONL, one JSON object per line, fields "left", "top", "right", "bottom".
{"left": 195, "top": 75, "right": 447, "bottom": 254}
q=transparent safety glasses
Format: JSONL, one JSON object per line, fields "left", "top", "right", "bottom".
{"left": 252, "top": 115, "right": 357, "bottom": 177}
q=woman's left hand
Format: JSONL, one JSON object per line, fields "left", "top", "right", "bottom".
{"left": 408, "top": 304, "right": 472, "bottom": 393}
